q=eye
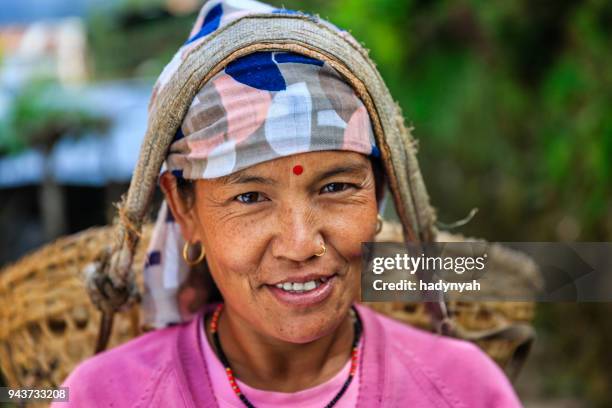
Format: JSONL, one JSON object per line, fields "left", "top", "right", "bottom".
{"left": 235, "top": 192, "right": 267, "bottom": 204}
{"left": 321, "top": 182, "right": 353, "bottom": 194}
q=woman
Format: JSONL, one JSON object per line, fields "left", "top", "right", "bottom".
{"left": 55, "top": 1, "right": 522, "bottom": 406}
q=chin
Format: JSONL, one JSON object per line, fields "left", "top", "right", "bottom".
{"left": 269, "top": 299, "right": 352, "bottom": 344}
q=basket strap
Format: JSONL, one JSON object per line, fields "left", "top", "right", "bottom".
{"left": 83, "top": 249, "right": 140, "bottom": 353}
{"left": 413, "top": 236, "right": 453, "bottom": 336}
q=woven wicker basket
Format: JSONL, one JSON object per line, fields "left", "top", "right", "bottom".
{"left": 0, "top": 227, "right": 141, "bottom": 390}
{"left": 0, "top": 219, "right": 538, "bottom": 400}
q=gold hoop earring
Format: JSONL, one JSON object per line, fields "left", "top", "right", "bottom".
{"left": 376, "top": 214, "right": 384, "bottom": 234}
{"left": 314, "top": 242, "right": 326, "bottom": 257}
{"left": 182, "top": 241, "right": 205, "bottom": 266}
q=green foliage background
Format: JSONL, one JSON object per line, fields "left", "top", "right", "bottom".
{"left": 85, "top": 0, "right": 611, "bottom": 405}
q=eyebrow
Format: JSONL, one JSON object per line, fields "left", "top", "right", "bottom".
{"left": 221, "top": 173, "right": 277, "bottom": 185}
{"left": 220, "top": 162, "right": 370, "bottom": 186}
{"left": 315, "top": 162, "right": 370, "bottom": 182}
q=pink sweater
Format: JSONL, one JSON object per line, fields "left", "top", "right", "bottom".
{"left": 200, "top": 319, "right": 360, "bottom": 407}
{"left": 53, "top": 304, "right": 522, "bottom": 407}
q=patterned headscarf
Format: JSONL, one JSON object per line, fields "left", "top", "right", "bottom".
{"left": 142, "top": 0, "right": 379, "bottom": 328}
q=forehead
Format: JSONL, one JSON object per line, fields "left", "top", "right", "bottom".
{"left": 232, "top": 150, "right": 369, "bottom": 175}
{"left": 201, "top": 151, "right": 371, "bottom": 186}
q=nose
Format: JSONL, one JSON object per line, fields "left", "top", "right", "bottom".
{"left": 271, "top": 205, "right": 324, "bottom": 263}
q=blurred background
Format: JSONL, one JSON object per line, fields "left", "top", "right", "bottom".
{"left": 0, "top": 0, "right": 610, "bottom": 406}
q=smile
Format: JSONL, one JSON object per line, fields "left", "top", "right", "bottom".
{"left": 267, "top": 275, "right": 337, "bottom": 307}
{"left": 274, "top": 277, "right": 328, "bottom": 293}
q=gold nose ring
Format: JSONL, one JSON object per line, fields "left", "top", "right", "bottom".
{"left": 314, "top": 242, "right": 326, "bottom": 257}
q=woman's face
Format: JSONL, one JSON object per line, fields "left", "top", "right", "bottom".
{"left": 162, "top": 151, "right": 379, "bottom": 343}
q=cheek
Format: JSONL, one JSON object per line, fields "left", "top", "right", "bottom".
{"left": 327, "top": 201, "right": 378, "bottom": 260}
{"left": 196, "top": 210, "right": 266, "bottom": 289}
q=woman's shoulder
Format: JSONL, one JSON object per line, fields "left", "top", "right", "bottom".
{"left": 79, "top": 323, "right": 181, "bottom": 371}
{"left": 54, "top": 321, "right": 192, "bottom": 407}
{"left": 357, "top": 304, "right": 523, "bottom": 407}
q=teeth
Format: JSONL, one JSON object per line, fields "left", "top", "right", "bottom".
{"left": 275, "top": 279, "right": 326, "bottom": 293}
{"left": 303, "top": 281, "right": 316, "bottom": 291}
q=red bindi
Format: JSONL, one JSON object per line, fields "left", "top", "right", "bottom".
{"left": 292, "top": 165, "right": 304, "bottom": 175}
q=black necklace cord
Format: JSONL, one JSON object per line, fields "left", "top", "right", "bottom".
{"left": 208, "top": 304, "right": 363, "bottom": 408}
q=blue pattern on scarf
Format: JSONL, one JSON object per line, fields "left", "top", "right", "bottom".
{"left": 185, "top": 3, "right": 223, "bottom": 45}
{"left": 225, "top": 52, "right": 286, "bottom": 91}
{"left": 274, "top": 52, "right": 323, "bottom": 66}
{"left": 145, "top": 251, "right": 161, "bottom": 267}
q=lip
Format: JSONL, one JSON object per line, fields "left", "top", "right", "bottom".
{"left": 267, "top": 274, "right": 337, "bottom": 308}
